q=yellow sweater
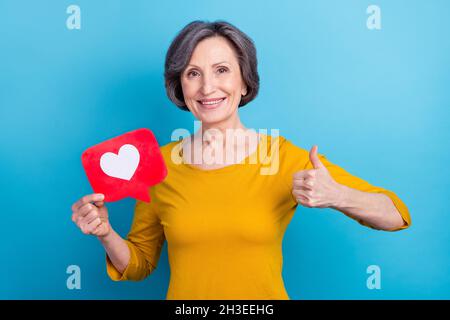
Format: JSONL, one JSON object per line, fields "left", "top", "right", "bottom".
{"left": 106, "top": 134, "right": 411, "bottom": 299}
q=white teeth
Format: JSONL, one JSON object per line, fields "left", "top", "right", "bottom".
{"left": 201, "top": 98, "right": 224, "bottom": 105}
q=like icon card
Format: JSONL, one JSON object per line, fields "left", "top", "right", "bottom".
{"left": 81, "top": 128, "right": 167, "bottom": 202}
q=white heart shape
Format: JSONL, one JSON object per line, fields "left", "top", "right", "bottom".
{"left": 100, "top": 144, "right": 140, "bottom": 180}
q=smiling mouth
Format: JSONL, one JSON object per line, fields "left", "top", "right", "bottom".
{"left": 197, "top": 97, "right": 227, "bottom": 109}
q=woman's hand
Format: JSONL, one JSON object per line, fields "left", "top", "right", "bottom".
{"left": 71, "top": 193, "right": 112, "bottom": 238}
{"left": 292, "top": 145, "right": 344, "bottom": 208}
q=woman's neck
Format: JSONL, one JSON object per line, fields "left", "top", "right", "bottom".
{"left": 199, "top": 114, "right": 247, "bottom": 138}
{"left": 183, "top": 114, "right": 260, "bottom": 167}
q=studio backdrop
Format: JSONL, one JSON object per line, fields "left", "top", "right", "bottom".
{"left": 0, "top": 0, "right": 449, "bottom": 299}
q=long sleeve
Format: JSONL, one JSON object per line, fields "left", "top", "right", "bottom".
{"left": 280, "top": 139, "right": 411, "bottom": 231}
{"left": 106, "top": 196, "right": 166, "bottom": 281}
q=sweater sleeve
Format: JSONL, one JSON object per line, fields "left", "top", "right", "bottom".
{"left": 106, "top": 193, "right": 165, "bottom": 281}
{"left": 280, "top": 138, "right": 411, "bottom": 231}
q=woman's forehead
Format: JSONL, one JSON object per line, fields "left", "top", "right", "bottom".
{"left": 189, "top": 37, "right": 238, "bottom": 66}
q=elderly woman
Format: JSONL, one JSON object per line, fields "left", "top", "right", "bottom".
{"left": 71, "top": 20, "right": 411, "bottom": 300}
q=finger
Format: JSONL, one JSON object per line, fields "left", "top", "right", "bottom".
{"left": 303, "top": 178, "right": 315, "bottom": 188}
{"left": 293, "top": 189, "right": 314, "bottom": 206}
{"left": 292, "top": 189, "right": 310, "bottom": 200}
{"left": 91, "top": 223, "right": 105, "bottom": 236}
{"left": 82, "top": 218, "right": 102, "bottom": 235}
{"left": 94, "top": 201, "right": 104, "bottom": 207}
{"left": 297, "top": 197, "right": 313, "bottom": 207}
{"left": 296, "top": 194, "right": 308, "bottom": 202}
{"left": 293, "top": 179, "right": 313, "bottom": 191}
{"left": 72, "top": 208, "right": 86, "bottom": 225}
{"left": 86, "top": 217, "right": 102, "bottom": 233}
{"left": 293, "top": 191, "right": 310, "bottom": 205}
{"left": 74, "top": 204, "right": 97, "bottom": 225}
{"left": 293, "top": 170, "right": 311, "bottom": 180}
{"left": 294, "top": 174, "right": 315, "bottom": 186}
{"left": 302, "top": 188, "right": 315, "bottom": 199}
{"left": 309, "top": 145, "right": 325, "bottom": 169}
{"left": 294, "top": 169, "right": 317, "bottom": 180}
{"left": 293, "top": 183, "right": 312, "bottom": 191}
{"left": 72, "top": 193, "right": 104, "bottom": 212}
{"left": 77, "top": 203, "right": 96, "bottom": 218}
{"left": 78, "top": 211, "right": 99, "bottom": 227}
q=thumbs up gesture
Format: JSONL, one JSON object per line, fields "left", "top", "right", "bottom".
{"left": 292, "top": 145, "right": 343, "bottom": 208}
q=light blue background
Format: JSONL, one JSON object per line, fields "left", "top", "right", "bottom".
{"left": 0, "top": 0, "right": 448, "bottom": 299}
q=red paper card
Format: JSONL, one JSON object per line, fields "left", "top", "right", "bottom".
{"left": 81, "top": 128, "right": 167, "bottom": 202}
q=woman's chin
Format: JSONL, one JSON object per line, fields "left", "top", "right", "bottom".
{"left": 198, "top": 110, "right": 231, "bottom": 125}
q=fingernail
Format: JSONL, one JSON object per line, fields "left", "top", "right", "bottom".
{"left": 98, "top": 194, "right": 104, "bottom": 200}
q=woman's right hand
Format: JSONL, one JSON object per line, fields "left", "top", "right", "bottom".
{"left": 71, "top": 193, "right": 112, "bottom": 238}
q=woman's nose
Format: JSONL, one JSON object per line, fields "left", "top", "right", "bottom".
{"left": 200, "top": 73, "right": 216, "bottom": 96}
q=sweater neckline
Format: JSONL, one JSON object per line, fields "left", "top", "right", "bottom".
{"left": 174, "top": 133, "right": 274, "bottom": 174}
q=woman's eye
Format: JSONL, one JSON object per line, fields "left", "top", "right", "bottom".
{"left": 187, "top": 70, "right": 199, "bottom": 77}
{"left": 217, "top": 67, "right": 228, "bottom": 74}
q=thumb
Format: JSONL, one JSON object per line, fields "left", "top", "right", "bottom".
{"left": 309, "top": 145, "right": 325, "bottom": 169}
{"left": 94, "top": 201, "right": 104, "bottom": 207}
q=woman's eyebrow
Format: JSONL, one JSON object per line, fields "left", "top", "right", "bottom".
{"left": 187, "top": 61, "right": 230, "bottom": 69}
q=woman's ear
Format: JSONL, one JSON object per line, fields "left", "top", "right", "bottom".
{"left": 241, "top": 86, "right": 248, "bottom": 96}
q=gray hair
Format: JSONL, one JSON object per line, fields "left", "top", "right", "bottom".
{"left": 164, "top": 20, "right": 260, "bottom": 111}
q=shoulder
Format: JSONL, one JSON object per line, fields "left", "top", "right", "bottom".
{"left": 253, "top": 134, "right": 311, "bottom": 177}
{"left": 158, "top": 139, "right": 183, "bottom": 166}
{"left": 160, "top": 140, "right": 180, "bottom": 153}
{"left": 272, "top": 135, "right": 335, "bottom": 180}
{"left": 276, "top": 135, "right": 310, "bottom": 166}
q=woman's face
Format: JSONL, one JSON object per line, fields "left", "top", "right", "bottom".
{"left": 180, "top": 36, "right": 248, "bottom": 125}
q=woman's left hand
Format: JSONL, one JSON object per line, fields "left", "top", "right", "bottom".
{"left": 292, "top": 145, "right": 344, "bottom": 208}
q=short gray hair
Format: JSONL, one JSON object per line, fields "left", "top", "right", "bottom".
{"left": 164, "top": 20, "right": 260, "bottom": 111}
